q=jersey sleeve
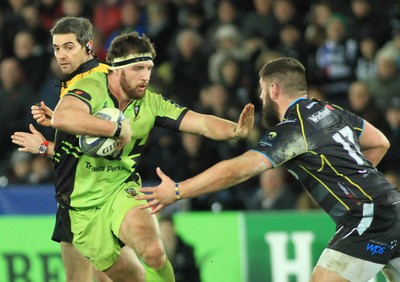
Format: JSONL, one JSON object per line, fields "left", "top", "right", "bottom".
{"left": 334, "top": 105, "right": 364, "bottom": 137}
{"left": 252, "top": 120, "right": 308, "bottom": 167}
{"left": 152, "top": 93, "right": 188, "bottom": 131}
{"left": 64, "top": 73, "right": 108, "bottom": 113}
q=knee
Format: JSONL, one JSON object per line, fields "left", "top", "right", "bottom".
{"left": 140, "top": 242, "right": 166, "bottom": 270}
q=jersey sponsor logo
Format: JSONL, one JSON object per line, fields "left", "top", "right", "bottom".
{"left": 308, "top": 107, "right": 332, "bottom": 123}
{"left": 366, "top": 243, "right": 385, "bottom": 255}
{"left": 73, "top": 89, "right": 83, "bottom": 95}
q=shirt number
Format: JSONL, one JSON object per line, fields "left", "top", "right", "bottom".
{"left": 332, "top": 126, "right": 364, "bottom": 165}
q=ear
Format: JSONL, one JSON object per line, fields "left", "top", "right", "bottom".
{"left": 85, "top": 40, "right": 93, "bottom": 54}
{"left": 270, "top": 82, "right": 280, "bottom": 100}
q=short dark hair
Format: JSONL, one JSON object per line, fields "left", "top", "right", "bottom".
{"left": 50, "top": 17, "right": 92, "bottom": 47}
{"left": 106, "top": 32, "right": 156, "bottom": 65}
{"left": 259, "top": 57, "right": 307, "bottom": 94}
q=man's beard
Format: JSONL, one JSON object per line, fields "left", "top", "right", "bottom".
{"left": 262, "top": 94, "right": 280, "bottom": 128}
{"left": 120, "top": 71, "right": 145, "bottom": 100}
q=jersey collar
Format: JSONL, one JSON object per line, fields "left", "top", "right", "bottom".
{"left": 58, "top": 56, "right": 101, "bottom": 85}
{"left": 283, "top": 97, "right": 308, "bottom": 120}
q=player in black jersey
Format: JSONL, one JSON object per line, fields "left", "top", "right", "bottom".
{"left": 138, "top": 57, "right": 400, "bottom": 281}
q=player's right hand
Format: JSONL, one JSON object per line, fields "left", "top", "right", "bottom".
{"left": 32, "top": 101, "right": 53, "bottom": 127}
{"left": 115, "top": 118, "right": 132, "bottom": 153}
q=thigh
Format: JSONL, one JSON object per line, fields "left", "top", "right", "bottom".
{"left": 60, "top": 241, "right": 93, "bottom": 282}
{"left": 111, "top": 181, "right": 164, "bottom": 254}
{"left": 118, "top": 204, "right": 163, "bottom": 256}
{"left": 315, "top": 248, "right": 384, "bottom": 282}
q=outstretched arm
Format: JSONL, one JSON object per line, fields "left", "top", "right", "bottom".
{"left": 179, "top": 103, "right": 254, "bottom": 140}
{"left": 136, "top": 150, "right": 272, "bottom": 213}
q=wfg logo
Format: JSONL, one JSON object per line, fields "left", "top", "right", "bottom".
{"left": 366, "top": 243, "right": 386, "bottom": 255}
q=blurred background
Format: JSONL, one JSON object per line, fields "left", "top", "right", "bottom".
{"left": 0, "top": 0, "right": 399, "bottom": 281}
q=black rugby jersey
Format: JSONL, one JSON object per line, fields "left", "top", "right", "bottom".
{"left": 253, "top": 98, "right": 395, "bottom": 224}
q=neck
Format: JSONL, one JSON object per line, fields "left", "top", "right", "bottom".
{"left": 278, "top": 95, "right": 307, "bottom": 120}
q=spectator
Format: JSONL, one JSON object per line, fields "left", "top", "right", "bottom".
{"left": 208, "top": 24, "right": 242, "bottom": 84}
{"left": 366, "top": 49, "right": 400, "bottom": 108}
{"left": 379, "top": 27, "right": 400, "bottom": 68}
{"left": 0, "top": 57, "right": 34, "bottom": 161}
{"left": 304, "top": 1, "right": 332, "bottom": 53}
{"left": 205, "top": 0, "right": 241, "bottom": 43}
{"left": 104, "top": 1, "right": 146, "bottom": 50}
{"left": 311, "top": 14, "right": 358, "bottom": 106}
{"left": 276, "top": 24, "right": 309, "bottom": 66}
{"left": 146, "top": 1, "right": 178, "bottom": 65}
{"left": 7, "top": 149, "right": 32, "bottom": 185}
{"left": 168, "top": 28, "right": 208, "bottom": 107}
{"left": 268, "top": 0, "right": 305, "bottom": 49}
{"left": 380, "top": 98, "right": 400, "bottom": 173}
{"left": 355, "top": 37, "right": 378, "bottom": 81}
{"left": 241, "top": 0, "right": 274, "bottom": 43}
{"left": 176, "top": 0, "right": 208, "bottom": 34}
{"left": 244, "top": 167, "right": 299, "bottom": 210}
{"left": 347, "top": 80, "right": 391, "bottom": 138}
{"left": 13, "top": 30, "right": 50, "bottom": 91}
{"left": 0, "top": 0, "right": 28, "bottom": 58}
{"left": 347, "top": 0, "right": 391, "bottom": 47}
{"left": 92, "top": 0, "right": 122, "bottom": 40}
{"left": 20, "top": 5, "right": 49, "bottom": 51}
{"left": 36, "top": 0, "right": 63, "bottom": 30}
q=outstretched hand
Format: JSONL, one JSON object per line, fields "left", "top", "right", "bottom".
{"left": 234, "top": 103, "right": 254, "bottom": 139}
{"left": 32, "top": 101, "right": 53, "bottom": 127}
{"left": 135, "top": 167, "right": 178, "bottom": 214}
{"left": 11, "top": 124, "right": 46, "bottom": 154}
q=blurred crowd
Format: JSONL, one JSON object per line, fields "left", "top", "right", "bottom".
{"left": 1, "top": 0, "right": 400, "bottom": 212}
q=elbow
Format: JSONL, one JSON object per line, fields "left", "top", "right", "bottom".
{"left": 383, "top": 137, "right": 390, "bottom": 153}
{"left": 51, "top": 111, "right": 68, "bottom": 130}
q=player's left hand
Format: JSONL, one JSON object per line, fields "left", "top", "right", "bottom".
{"left": 11, "top": 124, "right": 46, "bottom": 154}
{"left": 234, "top": 103, "right": 254, "bottom": 139}
{"left": 136, "top": 167, "right": 177, "bottom": 214}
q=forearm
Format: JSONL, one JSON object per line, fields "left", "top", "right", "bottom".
{"left": 363, "top": 146, "right": 389, "bottom": 167}
{"left": 52, "top": 108, "right": 117, "bottom": 137}
{"left": 178, "top": 152, "right": 267, "bottom": 199}
{"left": 197, "top": 114, "right": 239, "bottom": 141}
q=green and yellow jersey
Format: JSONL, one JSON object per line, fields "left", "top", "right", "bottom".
{"left": 53, "top": 72, "right": 188, "bottom": 209}
{"left": 59, "top": 57, "right": 109, "bottom": 98}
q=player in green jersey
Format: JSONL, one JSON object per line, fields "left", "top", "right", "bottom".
{"left": 48, "top": 32, "right": 254, "bottom": 281}
{"left": 138, "top": 57, "right": 400, "bottom": 281}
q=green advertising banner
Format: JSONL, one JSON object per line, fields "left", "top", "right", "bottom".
{"left": 0, "top": 212, "right": 387, "bottom": 282}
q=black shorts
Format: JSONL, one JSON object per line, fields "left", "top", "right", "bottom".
{"left": 51, "top": 205, "right": 73, "bottom": 243}
{"left": 328, "top": 190, "right": 400, "bottom": 264}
